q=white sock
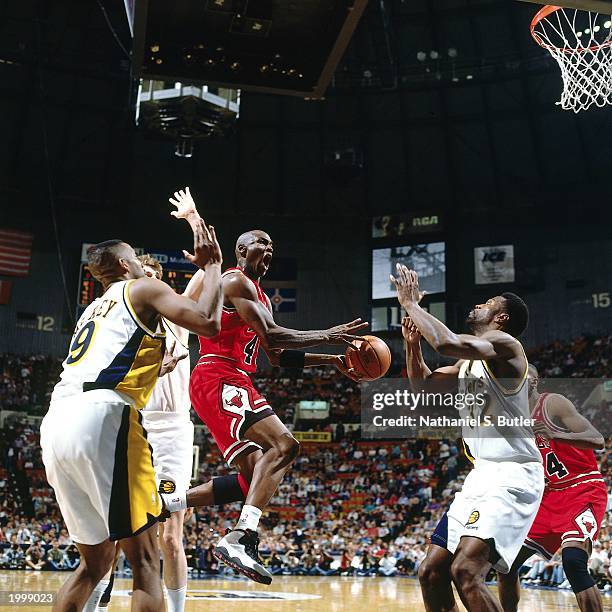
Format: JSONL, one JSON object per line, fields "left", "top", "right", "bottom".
{"left": 83, "top": 579, "right": 109, "bottom": 612}
{"left": 235, "top": 504, "right": 262, "bottom": 532}
{"left": 162, "top": 491, "right": 187, "bottom": 513}
{"left": 166, "top": 585, "right": 187, "bottom": 612}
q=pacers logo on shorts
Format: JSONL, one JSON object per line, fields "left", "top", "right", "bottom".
{"left": 466, "top": 510, "right": 480, "bottom": 526}
{"left": 159, "top": 480, "right": 176, "bottom": 495}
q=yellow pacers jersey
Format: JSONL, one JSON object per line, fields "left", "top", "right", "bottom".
{"left": 52, "top": 280, "right": 165, "bottom": 409}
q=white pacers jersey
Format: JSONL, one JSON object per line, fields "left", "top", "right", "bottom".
{"left": 459, "top": 354, "right": 541, "bottom": 464}
{"left": 142, "top": 320, "right": 191, "bottom": 414}
{"left": 52, "top": 280, "right": 165, "bottom": 409}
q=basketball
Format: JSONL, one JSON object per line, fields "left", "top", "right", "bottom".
{"left": 345, "top": 335, "right": 391, "bottom": 380}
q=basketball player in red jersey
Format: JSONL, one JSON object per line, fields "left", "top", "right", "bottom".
{"left": 163, "top": 188, "right": 366, "bottom": 584}
{"left": 498, "top": 365, "right": 606, "bottom": 612}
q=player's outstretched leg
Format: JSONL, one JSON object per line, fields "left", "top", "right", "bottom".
{"left": 214, "top": 415, "right": 299, "bottom": 585}
{"left": 160, "top": 510, "right": 188, "bottom": 612}
{"left": 561, "top": 543, "right": 603, "bottom": 612}
{"left": 418, "top": 544, "right": 459, "bottom": 612}
{"left": 120, "top": 524, "right": 164, "bottom": 612}
{"left": 496, "top": 546, "right": 533, "bottom": 612}
{"left": 450, "top": 536, "right": 503, "bottom": 612}
{"left": 52, "top": 540, "right": 115, "bottom": 612}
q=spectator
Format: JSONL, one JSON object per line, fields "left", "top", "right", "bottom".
{"left": 25, "top": 542, "right": 46, "bottom": 570}
{"left": 379, "top": 551, "right": 398, "bottom": 576}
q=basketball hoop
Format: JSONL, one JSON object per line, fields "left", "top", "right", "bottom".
{"left": 531, "top": 5, "right": 612, "bottom": 112}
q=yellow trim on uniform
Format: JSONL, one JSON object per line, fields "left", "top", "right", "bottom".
{"left": 115, "top": 334, "right": 164, "bottom": 409}
{"left": 482, "top": 344, "right": 528, "bottom": 396}
{"left": 126, "top": 407, "right": 162, "bottom": 532}
{"left": 123, "top": 280, "right": 165, "bottom": 338}
{"left": 161, "top": 317, "right": 189, "bottom": 350}
{"left": 462, "top": 439, "right": 475, "bottom": 465}
{"left": 66, "top": 320, "right": 98, "bottom": 366}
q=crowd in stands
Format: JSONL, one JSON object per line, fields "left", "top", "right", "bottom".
{"left": 0, "top": 354, "right": 61, "bottom": 414}
{"left": 0, "top": 332, "right": 609, "bottom": 593}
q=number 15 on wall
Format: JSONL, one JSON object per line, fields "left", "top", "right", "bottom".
{"left": 592, "top": 293, "right": 610, "bottom": 309}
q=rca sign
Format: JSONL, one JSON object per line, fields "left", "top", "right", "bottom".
{"left": 412, "top": 215, "right": 439, "bottom": 228}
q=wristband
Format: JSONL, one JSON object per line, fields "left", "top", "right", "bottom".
{"left": 161, "top": 491, "right": 187, "bottom": 513}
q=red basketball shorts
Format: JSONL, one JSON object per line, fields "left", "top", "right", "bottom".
{"left": 525, "top": 480, "right": 607, "bottom": 559}
{"left": 189, "top": 358, "right": 274, "bottom": 466}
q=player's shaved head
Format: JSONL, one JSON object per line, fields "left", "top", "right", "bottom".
{"left": 235, "top": 230, "right": 271, "bottom": 259}
{"left": 528, "top": 364, "right": 539, "bottom": 378}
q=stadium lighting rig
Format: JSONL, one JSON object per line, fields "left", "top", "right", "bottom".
{"left": 135, "top": 80, "right": 240, "bottom": 158}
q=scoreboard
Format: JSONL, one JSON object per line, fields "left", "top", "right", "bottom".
{"left": 164, "top": 269, "right": 195, "bottom": 295}
{"left": 77, "top": 244, "right": 196, "bottom": 318}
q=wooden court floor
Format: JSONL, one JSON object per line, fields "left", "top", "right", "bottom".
{"left": 0, "top": 571, "right": 601, "bottom": 610}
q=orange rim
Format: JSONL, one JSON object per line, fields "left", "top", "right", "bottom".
{"left": 530, "top": 4, "right": 612, "bottom": 55}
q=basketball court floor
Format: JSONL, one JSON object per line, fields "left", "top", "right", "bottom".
{"left": 0, "top": 572, "right": 603, "bottom": 610}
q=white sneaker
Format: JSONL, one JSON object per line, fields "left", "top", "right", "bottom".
{"left": 214, "top": 529, "right": 272, "bottom": 585}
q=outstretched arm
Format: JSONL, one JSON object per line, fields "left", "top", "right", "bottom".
{"left": 536, "top": 394, "right": 605, "bottom": 450}
{"left": 264, "top": 348, "right": 361, "bottom": 382}
{"left": 392, "top": 264, "right": 515, "bottom": 361}
{"left": 169, "top": 187, "right": 208, "bottom": 302}
{"left": 225, "top": 273, "right": 367, "bottom": 350}
{"left": 132, "top": 219, "right": 223, "bottom": 337}
{"left": 401, "top": 316, "right": 461, "bottom": 392}
{"left": 402, "top": 316, "right": 431, "bottom": 379}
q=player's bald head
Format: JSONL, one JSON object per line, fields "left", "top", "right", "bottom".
{"left": 235, "top": 230, "right": 271, "bottom": 259}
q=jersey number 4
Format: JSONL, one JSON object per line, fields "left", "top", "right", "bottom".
{"left": 243, "top": 336, "right": 259, "bottom": 365}
{"left": 545, "top": 451, "right": 569, "bottom": 479}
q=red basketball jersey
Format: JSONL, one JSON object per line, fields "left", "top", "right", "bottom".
{"left": 198, "top": 267, "right": 272, "bottom": 373}
{"left": 533, "top": 392, "right": 604, "bottom": 490}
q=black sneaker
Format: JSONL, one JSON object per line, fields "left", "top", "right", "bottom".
{"left": 213, "top": 529, "right": 272, "bottom": 585}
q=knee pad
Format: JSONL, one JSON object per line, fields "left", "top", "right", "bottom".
{"left": 212, "top": 474, "right": 247, "bottom": 505}
{"left": 562, "top": 547, "right": 595, "bottom": 594}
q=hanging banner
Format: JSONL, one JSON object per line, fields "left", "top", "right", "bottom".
{"left": 474, "top": 245, "right": 515, "bottom": 285}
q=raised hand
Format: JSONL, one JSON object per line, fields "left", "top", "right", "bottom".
{"left": 401, "top": 316, "right": 421, "bottom": 345}
{"left": 169, "top": 187, "right": 200, "bottom": 220}
{"left": 325, "top": 318, "right": 369, "bottom": 345}
{"left": 390, "top": 264, "right": 425, "bottom": 308}
{"left": 183, "top": 219, "right": 223, "bottom": 269}
{"left": 206, "top": 225, "right": 223, "bottom": 266}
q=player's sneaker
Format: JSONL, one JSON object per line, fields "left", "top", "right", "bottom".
{"left": 213, "top": 529, "right": 272, "bottom": 585}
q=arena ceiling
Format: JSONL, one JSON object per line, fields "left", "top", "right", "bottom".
{"left": 0, "top": 1, "right": 610, "bottom": 249}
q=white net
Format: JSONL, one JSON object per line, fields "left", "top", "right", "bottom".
{"left": 531, "top": 7, "right": 612, "bottom": 112}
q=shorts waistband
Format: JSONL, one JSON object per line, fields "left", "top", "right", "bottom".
{"left": 196, "top": 355, "right": 249, "bottom": 377}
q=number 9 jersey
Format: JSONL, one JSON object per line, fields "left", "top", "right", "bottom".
{"left": 52, "top": 279, "right": 166, "bottom": 409}
{"left": 197, "top": 267, "right": 272, "bottom": 373}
